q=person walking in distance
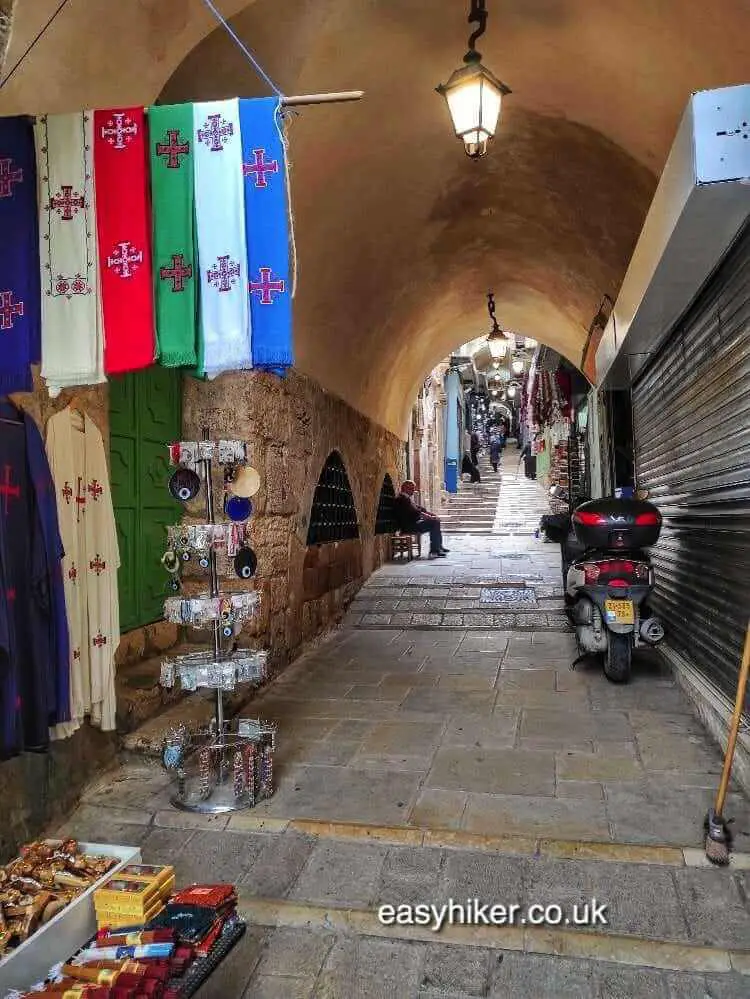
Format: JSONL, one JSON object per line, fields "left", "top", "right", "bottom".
{"left": 470, "top": 429, "right": 481, "bottom": 468}
{"left": 394, "top": 480, "right": 449, "bottom": 559}
{"left": 489, "top": 430, "right": 502, "bottom": 473}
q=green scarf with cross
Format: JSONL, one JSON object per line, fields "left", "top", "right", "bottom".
{"left": 148, "top": 103, "right": 198, "bottom": 367}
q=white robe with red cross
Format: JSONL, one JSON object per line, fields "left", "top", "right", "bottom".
{"left": 46, "top": 407, "right": 119, "bottom": 737}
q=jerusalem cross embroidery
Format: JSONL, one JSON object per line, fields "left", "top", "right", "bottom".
{"left": 243, "top": 149, "right": 278, "bottom": 188}
{"left": 101, "top": 113, "right": 138, "bottom": 150}
{"left": 88, "top": 479, "right": 103, "bottom": 501}
{"left": 207, "top": 256, "right": 240, "bottom": 292}
{"left": 107, "top": 241, "right": 143, "bottom": 279}
{"left": 160, "top": 254, "right": 193, "bottom": 292}
{"left": 89, "top": 555, "right": 106, "bottom": 576}
{"left": 250, "top": 268, "right": 285, "bottom": 304}
{"left": 54, "top": 274, "right": 89, "bottom": 297}
{"left": 49, "top": 185, "right": 85, "bottom": 220}
{"left": 0, "top": 290, "right": 24, "bottom": 330}
{"left": 61, "top": 481, "right": 73, "bottom": 504}
{"left": 73, "top": 648, "right": 81, "bottom": 661}
{"left": 197, "top": 114, "right": 234, "bottom": 152}
{"left": 0, "top": 158, "right": 23, "bottom": 198}
{"left": 68, "top": 564, "right": 77, "bottom": 583}
{"left": 0, "top": 466, "right": 20, "bottom": 515}
{"left": 92, "top": 632, "right": 107, "bottom": 648}
{"left": 156, "top": 130, "right": 190, "bottom": 168}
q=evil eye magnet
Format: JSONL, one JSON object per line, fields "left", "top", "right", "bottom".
{"left": 225, "top": 494, "right": 253, "bottom": 522}
{"left": 222, "top": 624, "right": 233, "bottom": 638}
{"left": 168, "top": 577, "right": 181, "bottom": 593}
{"left": 199, "top": 555, "right": 210, "bottom": 569}
{"left": 234, "top": 546, "right": 258, "bottom": 580}
{"left": 181, "top": 550, "right": 191, "bottom": 562}
{"left": 161, "top": 550, "right": 180, "bottom": 574}
{"left": 163, "top": 743, "right": 182, "bottom": 769}
{"left": 169, "top": 467, "right": 201, "bottom": 502}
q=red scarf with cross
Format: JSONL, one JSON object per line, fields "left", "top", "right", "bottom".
{"left": 94, "top": 107, "right": 155, "bottom": 374}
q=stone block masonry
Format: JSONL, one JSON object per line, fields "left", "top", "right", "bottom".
{"left": 183, "top": 368, "right": 404, "bottom": 673}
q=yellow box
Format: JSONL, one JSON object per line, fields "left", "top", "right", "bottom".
{"left": 95, "top": 876, "right": 174, "bottom": 912}
{"left": 117, "top": 864, "right": 174, "bottom": 890}
{"left": 96, "top": 899, "right": 165, "bottom": 930}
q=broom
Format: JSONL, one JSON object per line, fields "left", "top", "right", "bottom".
{"left": 704, "top": 621, "right": 750, "bottom": 865}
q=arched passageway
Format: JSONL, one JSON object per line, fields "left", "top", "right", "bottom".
{"left": 2, "top": 0, "right": 748, "bottom": 433}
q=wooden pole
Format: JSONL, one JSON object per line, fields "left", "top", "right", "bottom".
{"left": 281, "top": 90, "right": 364, "bottom": 107}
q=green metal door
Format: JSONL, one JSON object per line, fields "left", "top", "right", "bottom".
{"left": 109, "top": 367, "right": 183, "bottom": 632}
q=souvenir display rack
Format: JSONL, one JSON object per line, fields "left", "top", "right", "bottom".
{"left": 159, "top": 430, "right": 276, "bottom": 815}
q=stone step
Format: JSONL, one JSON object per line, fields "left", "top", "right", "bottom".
{"left": 350, "top": 609, "right": 569, "bottom": 630}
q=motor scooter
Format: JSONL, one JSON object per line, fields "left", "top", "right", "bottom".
{"left": 542, "top": 492, "right": 665, "bottom": 683}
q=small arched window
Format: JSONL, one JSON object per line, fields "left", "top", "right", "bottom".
{"left": 374, "top": 474, "right": 397, "bottom": 535}
{"left": 306, "top": 451, "right": 359, "bottom": 545}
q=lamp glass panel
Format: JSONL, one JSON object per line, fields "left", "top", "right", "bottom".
{"left": 445, "top": 78, "right": 483, "bottom": 135}
{"left": 487, "top": 338, "right": 508, "bottom": 359}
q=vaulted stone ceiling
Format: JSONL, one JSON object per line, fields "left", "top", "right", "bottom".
{"left": 1, "top": 1, "right": 748, "bottom": 435}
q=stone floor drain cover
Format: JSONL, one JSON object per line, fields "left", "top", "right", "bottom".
{"left": 480, "top": 587, "right": 537, "bottom": 604}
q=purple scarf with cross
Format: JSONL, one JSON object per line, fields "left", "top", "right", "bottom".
{"left": 0, "top": 116, "right": 41, "bottom": 392}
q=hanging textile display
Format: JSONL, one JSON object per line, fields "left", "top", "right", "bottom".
{"left": 93, "top": 107, "right": 155, "bottom": 375}
{"left": 0, "top": 115, "right": 40, "bottom": 394}
{"left": 46, "top": 407, "right": 119, "bottom": 738}
{"left": 148, "top": 103, "right": 198, "bottom": 368}
{"left": 193, "top": 99, "right": 252, "bottom": 379}
{"left": 0, "top": 402, "right": 69, "bottom": 758}
{"left": 35, "top": 112, "right": 105, "bottom": 397}
{"left": 239, "top": 97, "right": 292, "bottom": 374}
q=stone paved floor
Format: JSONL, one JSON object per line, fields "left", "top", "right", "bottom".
{"left": 51, "top": 449, "right": 750, "bottom": 997}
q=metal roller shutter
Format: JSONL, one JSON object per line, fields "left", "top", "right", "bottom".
{"left": 632, "top": 221, "right": 750, "bottom": 706}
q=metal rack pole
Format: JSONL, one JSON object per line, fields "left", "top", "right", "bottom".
{"left": 202, "top": 427, "right": 225, "bottom": 736}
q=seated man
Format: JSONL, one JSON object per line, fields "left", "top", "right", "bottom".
{"left": 394, "top": 480, "right": 449, "bottom": 559}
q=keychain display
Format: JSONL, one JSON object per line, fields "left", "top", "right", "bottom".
{"left": 160, "top": 649, "right": 268, "bottom": 692}
{"left": 161, "top": 431, "right": 273, "bottom": 815}
{"left": 163, "top": 592, "right": 259, "bottom": 630}
{"left": 165, "top": 523, "right": 250, "bottom": 569}
{"left": 168, "top": 440, "right": 248, "bottom": 468}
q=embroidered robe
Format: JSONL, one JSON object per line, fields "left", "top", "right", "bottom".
{"left": 46, "top": 408, "right": 119, "bottom": 736}
{"left": 0, "top": 403, "right": 63, "bottom": 755}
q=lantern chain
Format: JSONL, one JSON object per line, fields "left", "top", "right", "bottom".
{"left": 466, "top": 0, "right": 488, "bottom": 61}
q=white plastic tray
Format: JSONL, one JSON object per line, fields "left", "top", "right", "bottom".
{"left": 0, "top": 841, "right": 142, "bottom": 995}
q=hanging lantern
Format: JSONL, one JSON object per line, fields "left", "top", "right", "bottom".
{"left": 485, "top": 291, "right": 509, "bottom": 358}
{"left": 437, "top": 1, "right": 511, "bottom": 160}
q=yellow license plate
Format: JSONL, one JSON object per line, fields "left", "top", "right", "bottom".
{"left": 604, "top": 599, "right": 634, "bottom": 624}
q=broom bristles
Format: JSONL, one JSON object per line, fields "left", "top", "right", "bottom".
{"left": 705, "top": 833, "right": 730, "bottom": 866}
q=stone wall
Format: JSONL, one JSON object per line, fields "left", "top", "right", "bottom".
{"left": 183, "top": 368, "right": 404, "bottom": 670}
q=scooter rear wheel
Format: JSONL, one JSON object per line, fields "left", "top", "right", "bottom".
{"left": 604, "top": 633, "right": 632, "bottom": 684}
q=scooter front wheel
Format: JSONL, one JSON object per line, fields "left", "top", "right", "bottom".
{"left": 604, "top": 632, "right": 632, "bottom": 684}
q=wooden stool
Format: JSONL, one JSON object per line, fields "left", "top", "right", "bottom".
{"left": 390, "top": 532, "right": 422, "bottom": 561}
